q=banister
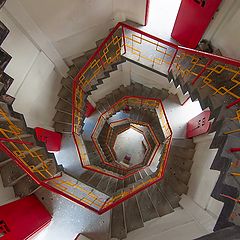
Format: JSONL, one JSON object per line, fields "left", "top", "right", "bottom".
{"left": 178, "top": 46, "right": 240, "bottom": 67}
{"left": 120, "top": 22, "right": 179, "bottom": 49}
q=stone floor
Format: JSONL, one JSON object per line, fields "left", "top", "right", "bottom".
{"left": 114, "top": 128, "right": 145, "bottom": 166}
{"left": 33, "top": 187, "right": 110, "bottom": 240}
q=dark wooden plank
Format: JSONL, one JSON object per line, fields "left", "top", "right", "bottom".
{"left": 96, "top": 175, "right": 110, "bottom": 193}
{"left": 125, "top": 196, "right": 144, "bottom": 233}
{"left": 87, "top": 173, "right": 103, "bottom": 187}
{"left": 136, "top": 189, "right": 159, "bottom": 222}
{"left": 111, "top": 203, "right": 127, "bottom": 239}
{"left": 147, "top": 184, "right": 174, "bottom": 217}
{"left": 105, "top": 178, "right": 118, "bottom": 195}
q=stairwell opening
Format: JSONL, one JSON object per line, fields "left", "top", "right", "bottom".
{"left": 144, "top": 0, "right": 181, "bottom": 41}
{"left": 113, "top": 127, "right": 146, "bottom": 167}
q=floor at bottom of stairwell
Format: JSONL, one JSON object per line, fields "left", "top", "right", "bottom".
{"left": 114, "top": 128, "right": 145, "bottom": 165}
{"left": 163, "top": 94, "right": 202, "bottom": 138}
{"left": 33, "top": 187, "right": 110, "bottom": 240}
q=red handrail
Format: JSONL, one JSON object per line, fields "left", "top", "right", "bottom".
{"left": 120, "top": 22, "right": 179, "bottom": 49}
{"left": 178, "top": 46, "right": 240, "bottom": 67}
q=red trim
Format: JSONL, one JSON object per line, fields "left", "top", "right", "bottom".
{"left": 220, "top": 194, "right": 240, "bottom": 203}
{"left": 191, "top": 59, "right": 213, "bottom": 85}
{"left": 121, "top": 22, "right": 178, "bottom": 49}
{"left": 144, "top": 0, "right": 150, "bottom": 26}
{"left": 226, "top": 98, "right": 240, "bottom": 109}
{"left": 230, "top": 148, "right": 240, "bottom": 153}
{"left": 122, "top": 26, "right": 127, "bottom": 54}
{"left": 0, "top": 138, "right": 34, "bottom": 146}
{"left": 42, "top": 172, "right": 63, "bottom": 183}
{"left": 168, "top": 48, "right": 178, "bottom": 73}
{"left": 178, "top": 46, "right": 240, "bottom": 68}
{"left": 0, "top": 142, "right": 100, "bottom": 214}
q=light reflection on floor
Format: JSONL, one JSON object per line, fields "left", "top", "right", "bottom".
{"left": 114, "top": 128, "right": 145, "bottom": 166}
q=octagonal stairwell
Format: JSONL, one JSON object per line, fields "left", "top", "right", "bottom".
{"left": 0, "top": 19, "right": 240, "bottom": 240}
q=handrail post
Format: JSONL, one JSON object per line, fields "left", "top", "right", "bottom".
{"left": 191, "top": 59, "right": 213, "bottom": 85}
{"left": 168, "top": 48, "right": 178, "bottom": 73}
{"left": 121, "top": 25, "right": 127, "bottom": 55}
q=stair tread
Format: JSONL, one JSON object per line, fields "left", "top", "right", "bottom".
{"left": 136, "top": 189, "right": 159, "bottom": 222}
{"left": 147, "top": 184, "right": 174, "bottom": 216}
{"left": 96, "top": 175, "right": 110, "bottom": 193}
{"left": 87, "top": 173, "right": 103, "bottom": 187}
{"left": 157, "top": 182, "right": 181, "bottom": 209}
{"left": 13, "top": 175, "right": 40, "bottom": 198}
{"left": 72, "top": 55, "right": 88, "bottom": 70}
{"left": 111, "top": 203, "right": 127, "bottom": 239}
{"left": 78, "top": 170, "right": 95, "bottom": 183}
{"left": 172, "top": 138, "right": 195, "bottom": 149}
{"left": 125, "top": 196, "right": 144, "bottom": 233}
{"left": 105, "top": 178, "right": 118, "bottom": 195}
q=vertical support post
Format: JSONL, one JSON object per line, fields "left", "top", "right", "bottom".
{"left": 122, "top": 25, "right": 127, "bottom": 55}
{"left": 98, "top": 52, "right": 105, "bottom": 70}
{"left": 191, "top": 59, "right": 213, "bottom": 85}
{"left": 167, "top": 48, "right": 178, "bottom": 73}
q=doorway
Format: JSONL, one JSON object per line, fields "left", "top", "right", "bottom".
{"left": 144, "top": 0, "right": 181, "bottom": 42}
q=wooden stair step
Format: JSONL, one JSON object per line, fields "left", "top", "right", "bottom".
{"left": 1, "top": 161, "right": 26, "bottom": 187}
{"left": 111, "top": 203, "right": 127, "bottom": 239}
{"left": 136, "top": 189, "right": 159, "bottom": 222}
{"left": 53, "top": 111, "right": 72, "bottom": 124}
{"left": 54, "top": 122, "right": 72, "bottom": 133}
{"left": 87, "top": 172, "right": 103, "bottom": 188}
{"left": 105, "top": 177, "right": 118, "bottom": 195}
{"left": 171, "top": 145, "right": 195, "bottom": 160}
{"left": 68, "top": 65, "right": 79, "bottom": 78}
{"left": 172, "top": 138, "right": 195, "bottom": 149}
{"left": 157, "top": 182, "right": 181, "bottom": 209}
{"left": 55, "top": 99, "right": 72, "bottom": 115}
{"left": 78, "top": 170, "right": 95, "bottom": 183}
{"left": 125, "top": 196, "right": 144, "bottom": 233}
{"left": 147, "top": 184, "right": 174, "bottom": 217}
{"left": 96, "top": 175, "right": 110, "bottom": 193}
{"left": 13, "top": 175, "right": 40, "bottom": 198}
{"left": 72, "top": 55, "right": 88, "bottom": 70}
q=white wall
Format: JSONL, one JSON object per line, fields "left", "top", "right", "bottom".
{"left": 90, "top": 61, "right": 174, "bottom": 104}
{"left": 187, "top": 134, "right": 224, "bottom": 218}
{"left": 12, "top": 52, "right": 62, "bottom": 129}
{"left": 113, "top": 0, "right": 146, "bottom": 25}
{"left": 1, "top": 9, "right": 39, "bottom": 97}
{"left": 91, "top": 64, "right": 128, "bottom": 102}
{"left": 0, "top": 9, "right": 61, "bottom": 129}
{"left": 203, "top": 0, "right": 240, "bottom": 60}
{"left": 130, "top": 62, "right": 172, "bottom": 90}
{"left": 8, "top": 0, "right": 146, "bottom": 62}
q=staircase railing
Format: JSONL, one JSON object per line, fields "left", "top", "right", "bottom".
{"left": 1, "top": 21, "right": 239, "bottom": 214}
{"left": 89, "top": 95, "right": 163, "bottom": 178}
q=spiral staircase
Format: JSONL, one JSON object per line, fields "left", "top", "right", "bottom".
{"left": 0, "top": 6, "right": 240, "bottom": 239}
